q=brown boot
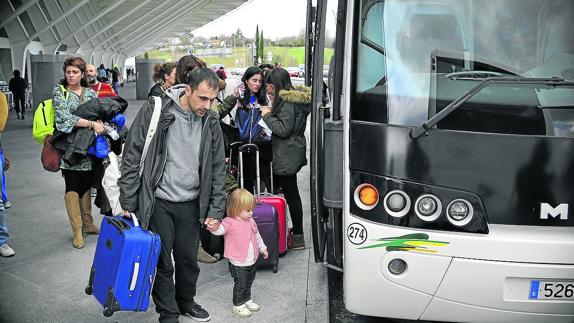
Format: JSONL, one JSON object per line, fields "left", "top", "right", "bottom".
{"left": 80, "top": 191, "right": 99, "bottom": 234}
{"left": 197, "top": 242, "right": 218, "bottom": 263}
{"left": 64, "top": 192, "right": 84, "bottom": 249}
{"left": 289, "top": 233, "right": 306, "bottom": 250}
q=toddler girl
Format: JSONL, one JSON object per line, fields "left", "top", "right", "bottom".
{"left": 207, "top": 188, "right": 268, "bottom": 317}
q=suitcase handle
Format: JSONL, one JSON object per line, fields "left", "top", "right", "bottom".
{"left": 227, "top": 141, "right": 243, "bottom": 170}
{"left": 239, "top": 143, "right": 261, "bottom": 195}
{"left": 129, "top": 213, "right": 140, "bottom": 227}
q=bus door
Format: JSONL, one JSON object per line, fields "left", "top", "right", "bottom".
{"left": 309, "top": 0, "right": 347, "bottom": 269}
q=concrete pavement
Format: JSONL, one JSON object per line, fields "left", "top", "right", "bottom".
{"left": 0, "top": 81, "right": 328, "bottom": 323}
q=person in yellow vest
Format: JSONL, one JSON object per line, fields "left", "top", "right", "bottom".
{"left": 0, "top": 92, "right": 14, "bottom": 257}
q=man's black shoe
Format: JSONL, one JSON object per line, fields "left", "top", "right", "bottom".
{"left": 181, "top": 302, "right": 211, "bottom": 322}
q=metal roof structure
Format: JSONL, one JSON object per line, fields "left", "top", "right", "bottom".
{"left": 0, "top": 0, "right": 249, "bottom": 69}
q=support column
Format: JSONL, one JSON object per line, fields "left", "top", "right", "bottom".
{"left": 92, "top": 50, "right": 105, "bottom": 67}
{"left": 30, "top": 54, "right": 72, "bottom": 108}
{"left": 42, "top": 43, "right": 60, "bottom": 55}
{"left": 136, "top": 58, "right": 163, "bottom": 100}
{"left": 102, "top": 51, "right": 114, "bottom": 69}
{"left": 9, "top": 40, "right": 28, "bottom": 73}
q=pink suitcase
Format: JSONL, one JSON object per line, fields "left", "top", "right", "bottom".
{"left": 239, "top": 144, "right": 288, "bottom": 255}
{"left": 259, "top": 182, "right": 288, "bottom": 255}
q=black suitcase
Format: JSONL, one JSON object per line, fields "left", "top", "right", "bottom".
{"left": 201, "top": 228, "right": 224, "bottom": 260}
{"left": 200, "top": 142, "right": 243, "bottom": 260}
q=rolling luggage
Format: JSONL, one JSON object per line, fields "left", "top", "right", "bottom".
{"left": 240, "top": 143, "right": 281, "bottom": 272}
{"left": 85, "top": 215, "right": 161, "bottom": 317}
{"left": 253, "top": 203, "right": 280, "bottom": 273}
{"left": 238, "top": 143, "right": 288, "bottom": 255}
{"left": 258, "top": 165, "right": 288, "bottom": 255}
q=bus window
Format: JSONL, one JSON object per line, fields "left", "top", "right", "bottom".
{"left": 351, "top": 0, "right": 574, "bottom": 136}
{"left": 323, "top": 0, "right": 339, "bottom": 108}
{"left": 353, "top": 1, "right": 388, "bottom": 123}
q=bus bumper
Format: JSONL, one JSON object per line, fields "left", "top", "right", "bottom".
{"left": 421, "top": 257, "right": 574, "bottom": 322}
{"left": 344, "top": 224, "right": 574, "bottom": 322}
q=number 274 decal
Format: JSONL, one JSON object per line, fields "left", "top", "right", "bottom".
{"left": 347, "top": 223, "right": 368, "bottom": 245}
{"left": 347, "top": 224, "right": 450, "bottom": 253}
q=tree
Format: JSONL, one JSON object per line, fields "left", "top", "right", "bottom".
{"left": 259, "top": 30, "right": 265, "bottom": 61}
{"left": 255, "top": 24, "right": 260, "bottom": 62}
{"left": 272, "top": 54, "right": 283, "bottom": 65}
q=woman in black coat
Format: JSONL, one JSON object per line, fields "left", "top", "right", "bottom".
{"left": 260, "top": 68, "right": 311, "bottom": 250}
{"left": 148, "top": 62, "right": 176, "bottom": 97}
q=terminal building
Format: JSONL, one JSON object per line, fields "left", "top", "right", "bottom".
{"left": 0, "top": 0, "right": 248, "bottom": 103}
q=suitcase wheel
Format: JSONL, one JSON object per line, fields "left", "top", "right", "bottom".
{"left": 84, "top": 285, "right": 93, "bottom": 295}
{"left": 272, "top": 265, "right": 278, "bottom": 273}
{"left": 103, "top": 307, "right": 114, "bottom": 317}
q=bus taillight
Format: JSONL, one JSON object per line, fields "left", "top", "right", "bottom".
{"left": 354, "top": 184, "right": 379, "bottom": 210}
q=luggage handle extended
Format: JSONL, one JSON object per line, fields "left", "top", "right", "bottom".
{"left": 238, "top": 143, "right": 261, "bottom": 195}
{"left": 227, "top": 141, "right": 243, "bottom": 170}
{"left": 128, "top": 213, "right": 140, "bottom": 227}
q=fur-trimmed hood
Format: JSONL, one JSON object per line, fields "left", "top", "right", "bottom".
{"left": 279, "top": 85, "right": 312, "bottom": 104}
{"left": 278, "top": 85, "right": 312, "bottom": 116}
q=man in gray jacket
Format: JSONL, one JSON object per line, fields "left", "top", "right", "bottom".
{"left": 119, "top": 67, "right": 226, "bottom": 323}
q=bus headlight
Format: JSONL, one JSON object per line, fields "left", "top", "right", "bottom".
{"left": 354, "top": 184, "right": 379, "bottom": 210}
{"left": 415, "top": 194, "right": 442, "bottom": 222}
{"left": 446, "top": 199, "right": 473, "bottom": 226}
{"left": 383, "top": 190, "right": 411, "bottom": 218}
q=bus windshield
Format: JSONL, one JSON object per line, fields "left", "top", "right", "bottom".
{"left": 355, "top": 0, "right": 574, "bottom": 133}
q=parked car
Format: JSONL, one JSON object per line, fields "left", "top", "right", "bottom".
{"left": 286, "top": 67, "right": 300, "bottom": 77}
{"left": 230, "top": 67, "right": 246, "bottom": 76}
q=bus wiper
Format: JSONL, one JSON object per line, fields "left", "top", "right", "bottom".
{"left": 409, "top": 77, "right": 574, "bottom": 139}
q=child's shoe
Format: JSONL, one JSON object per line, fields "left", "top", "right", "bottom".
{"left": 232, "top": 304, "right": 252, "bottom": 317}
{"left": 244, "top": 300, "right": 260, "bottom": 312}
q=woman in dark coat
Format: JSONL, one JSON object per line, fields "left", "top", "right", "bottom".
{"left": 260, "top": 68, "right": 311, "bottom": 249}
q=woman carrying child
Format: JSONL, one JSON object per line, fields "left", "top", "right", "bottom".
{"left": 206, "top": 188, "right": 268, "bottom": 317}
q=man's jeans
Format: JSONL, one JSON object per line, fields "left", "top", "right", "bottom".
{"left": 0, "top": 147, "right": 9, "bottom": 202}
{"left": 228, "top": 262, "right": 257, "bottom": 306}
{"left": 0, "top": 196, "right": 7, "bottom": 245}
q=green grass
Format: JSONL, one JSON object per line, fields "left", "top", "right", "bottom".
{"left": 145, "top": 46, "right": 334, "bottom": 68}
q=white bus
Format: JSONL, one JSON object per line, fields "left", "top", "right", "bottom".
{"left": 307, "top": 0, "right": 574, "bottom": 321}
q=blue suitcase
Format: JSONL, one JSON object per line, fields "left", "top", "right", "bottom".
{"left": 85, "top": 216, "right": 161, "bottom": 317}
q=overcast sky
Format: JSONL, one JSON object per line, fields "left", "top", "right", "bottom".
{"left": 192, "top": 0, "right": 308, "bottom": 39}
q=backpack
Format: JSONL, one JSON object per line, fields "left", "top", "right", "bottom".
{"left": 33, "top": 85, "right": 68, "bottom": 144}
{"left": 103, "top": 96, "right": 162, "bottom": 215}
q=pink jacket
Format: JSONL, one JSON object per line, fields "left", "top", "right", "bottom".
{"left": 221, "top": 217, "right": 262, "bottom": 262}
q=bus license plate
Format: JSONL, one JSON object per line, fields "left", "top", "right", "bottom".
{"left": 529, "top": 280, "right": 574, "bottom": 300}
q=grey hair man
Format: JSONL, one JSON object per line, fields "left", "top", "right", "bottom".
{"left": 119, "top": 67, "right": 226, "bottom": 323}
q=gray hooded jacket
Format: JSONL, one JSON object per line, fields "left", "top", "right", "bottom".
{"left": 118, "top": 86, "right": 226, "bottom": 229}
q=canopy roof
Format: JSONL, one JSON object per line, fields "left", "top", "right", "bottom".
{"left": 1, "top": 0, "right": 249, "bottom": 58}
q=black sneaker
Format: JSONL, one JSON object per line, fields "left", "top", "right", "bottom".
{"left": 181, "top": 302, "right": 211, "bottom": 322}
